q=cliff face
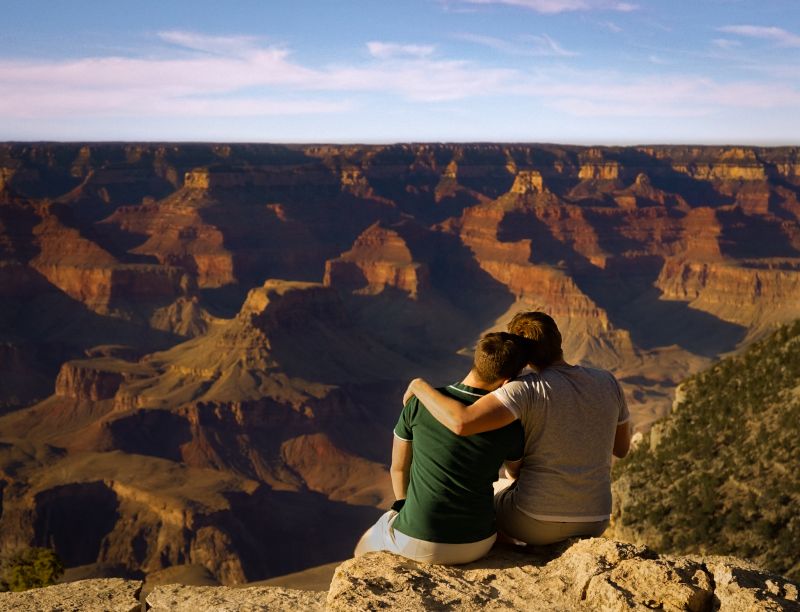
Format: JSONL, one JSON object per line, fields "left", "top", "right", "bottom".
{"left": 324, "top": 221, "right": 430, "bottom": 298}
{"left": 1, "top": 143, "right": 800, "bottom": 583}
{"left": 0, "top": 280, "right": 409, "bottom": 583}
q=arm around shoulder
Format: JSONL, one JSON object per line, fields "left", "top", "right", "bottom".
{"left": 405, "top": 378, "right": 516, "bottom": 436}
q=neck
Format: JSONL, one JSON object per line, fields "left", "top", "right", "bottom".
{"left": 461, "top": 371, "right": 501, "bottom": 392}
{"left": 529, "top": 358, "right": 569, "bottom": 372}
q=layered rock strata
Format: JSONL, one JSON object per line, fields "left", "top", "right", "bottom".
{"left": 2, "top": 143, "right": 800, "bottom": 584}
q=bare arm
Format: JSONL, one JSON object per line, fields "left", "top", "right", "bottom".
{"left": 390, "top": 437, "right": 413, "bottom": 499}
{"left": 403, "top": 378, "right": 516, "bottom": 436}
{"left": 613, "top": 421, "right": 631, "bottom": 458}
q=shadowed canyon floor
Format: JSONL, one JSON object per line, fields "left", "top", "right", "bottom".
{"left": 1, "top": 143, "right": 800, "bottom": 583}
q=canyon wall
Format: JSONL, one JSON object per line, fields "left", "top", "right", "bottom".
{"left": 1, "top": 143, "right": 799, "bottom": 582}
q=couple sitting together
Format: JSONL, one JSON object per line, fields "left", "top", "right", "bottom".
{"left": 354, "top": 311, "right": 631, "bottom": 565}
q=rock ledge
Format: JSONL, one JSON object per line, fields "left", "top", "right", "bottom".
{"left": 1, "top": 539, "right": 798, "bottom": 611}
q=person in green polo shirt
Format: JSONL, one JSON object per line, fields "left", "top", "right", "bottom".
{"left": 354, "top": 332, "right": 528, "bottom": 564}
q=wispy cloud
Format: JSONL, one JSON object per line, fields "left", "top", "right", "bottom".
{"left": 0, "top": 33, "right": 514, "bottom": 117}
{"left": 456, "top": 32, "right": 578, "bottom": 56}
{"left": 366, "top": 42, "right": 436, "bottom": 59}
{"left": 717, "top": 25, "right": 800, "bottom": 47}
{"left": 458, "top": 0, "right": 638, "bottom": 14}
{"left": 711, "top": 38, "right": 741, "bottom": 50}
{"left": 0, "top": 30, "right": 797, "bottom": 125}
{"left": 158, "top": 31, "right": 265, "bottom": 57}
{"left": 515, "top": 72, "right": 800, "bottom": 117}
{"left": 599, "top": 21, "right": 623, "bottom": 33}
{"left": 530, "top": 34, "right": 579, "bottom": 56}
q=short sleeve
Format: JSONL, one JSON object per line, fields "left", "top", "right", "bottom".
{"left": 393, "top": 398, "right": 416, "bottom": 441}
{"left": 614, "top": 378, "right": 630, "bottom": 424}
{"left": 506, "top": 421, "right": 525, "bottom": 462}
{"left": 491, "top": 378, "right": 531, "bottom": 420}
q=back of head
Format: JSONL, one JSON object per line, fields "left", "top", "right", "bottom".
{"left": 473, "top": 332, "right": 529, "bottom": 385}
{"left": 507, "top": 311, "right": 563, "bottom": 369}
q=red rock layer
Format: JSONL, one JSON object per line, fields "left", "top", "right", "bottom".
{"left": 324, "top": 222, "right": 430, "bottom": 297}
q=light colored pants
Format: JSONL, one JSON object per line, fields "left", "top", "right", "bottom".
{"left": 494, "top": 481, "right": 609, "bottom": 546}
{"left": 354, "top": 510, "right": 497, "bottom": 565}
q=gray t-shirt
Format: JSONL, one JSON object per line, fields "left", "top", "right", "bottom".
{"left": 492, "top": 364, "right": 629, "bottom": 521}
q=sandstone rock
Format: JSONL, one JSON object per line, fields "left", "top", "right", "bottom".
{"left": 146, "top": 583, "right": 325, "bottom": 611}
{"left": 579, "top": 161, "right": 621, "bottom": 181}
{"left": 655, "top": 258, "right": 800, "bottom": 328}
{"left": 0, "top": 578, "right": 141, "bottom": 612}
{"left": 510, "top": 170, "right": 545, "bottom": 194}
{"left": 326, "top": 539, "right": 800, "bottom": 611}
{"left": 704, "top": 556, "right": 800, "bottom": 611}
{"left": 323, "top": 222, "right": 430, "bottom": 298}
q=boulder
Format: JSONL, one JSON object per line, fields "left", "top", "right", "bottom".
{"left": 326, "top": 538, "right": 800, "bottom": 611}
{"left": 0, "top": 578, "right": 141, "bottom": 612}
{"left": 146, "top": 583, "right": 326, "bottom": 611}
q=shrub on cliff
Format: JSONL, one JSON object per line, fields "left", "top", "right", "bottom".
{"left": 0, "top": 547, "right": 64, "bottom": 592}
{"left": 613, "top": 319, "right": 800, "bottom": 581}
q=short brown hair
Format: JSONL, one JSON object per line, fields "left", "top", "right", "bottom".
{"left": 473, "top": 332, "right": 529, "bottom": 384}
{"left": 507, "top": 311, "right": 562, "bottom": 369}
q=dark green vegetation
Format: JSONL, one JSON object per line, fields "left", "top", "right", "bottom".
{"left": 613, "top": 320, "right": 800, "bottom": 580}
{"left": 0, "top": 547, "right": 64, "bottom": 592}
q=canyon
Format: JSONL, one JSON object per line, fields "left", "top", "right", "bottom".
{"left": 1, "top": 143, "right": 799, "bottom": 584}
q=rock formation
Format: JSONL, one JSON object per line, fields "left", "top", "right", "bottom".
{"left": 328, "top": 539, "right": 800, "bottom": 611}
{"left": 2, "top": 539, "right": 798, "bottom": 611}
{"left": 324, "top": 221, "right": 430, "bottom": 298}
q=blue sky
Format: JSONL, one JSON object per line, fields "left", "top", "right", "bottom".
{"left": 1, "top": 0, "right": 799, "bottom": 144}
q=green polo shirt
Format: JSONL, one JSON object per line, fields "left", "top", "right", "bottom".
{"left": 391, "top": 382, "right": 524, "bottom": 544}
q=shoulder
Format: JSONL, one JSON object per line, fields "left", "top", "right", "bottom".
{"left": 497, "top": 372, "right": 542, "bottom": 394}
{"left": 493, "top": 372, "right": 545, "bottom": 405}
{"left": 563, "top": 365, "right": 625, "bottom": 404}
{"left": 551, "top": 364, "right": 619, "bottom": 385}
{"left": 511, "top": 371, "right": 543, "bottom": 387}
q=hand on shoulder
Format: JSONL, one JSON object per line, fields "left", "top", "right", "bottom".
{"left": 403, "top": 378, "right": 425, "bottom": 405}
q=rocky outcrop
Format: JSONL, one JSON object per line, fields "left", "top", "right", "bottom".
{"left": 324, "top": 222, "right": 430, "bottom": 298}
{"left": 280, "top": 433, "right": 392, "bottom": 506}
{"left": 0, "top": 578, "right": 141, "bottom": 612}
{"left": 510, "top": 169, "right": 545, "bottom": 194}
{"left": 579, "top": 160, "right": 621, "bottom": 181}
{"left": 637, "top": 146, "right": 770, "bottom": 181}
{"left": 5, "top": 539, "right": 796, "bottom": 611}
{"left": 655, "top": 258, "right": 800, "bottom": 328}
{"left": 54, "top": 360, "right": 127, "bottom": 401}
{"left": 146, "top": 583, "right": 326, "bottom": 611}
{"left": 239, "top": 279, "right": 350, "bottom": 334}
{"left": 327, "top": 539, "right": 799, "bottom": 611}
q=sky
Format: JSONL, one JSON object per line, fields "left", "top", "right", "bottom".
{"left": 1, "top": 0, "right": 799, "bottom": 144}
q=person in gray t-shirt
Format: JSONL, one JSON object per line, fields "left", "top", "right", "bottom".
{"left": 404, "top": 312, "right": 631, "bottom": 546}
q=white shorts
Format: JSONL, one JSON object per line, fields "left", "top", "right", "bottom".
{"left": 354, "top": 510, "right": 496, "bottom": 565}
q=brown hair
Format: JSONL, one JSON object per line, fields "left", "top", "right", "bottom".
{"left": 507, "top": 311, "right": 562, "bottom": 369}
{"left": 473, "top": 332, "right": 529, "bottom": 384}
